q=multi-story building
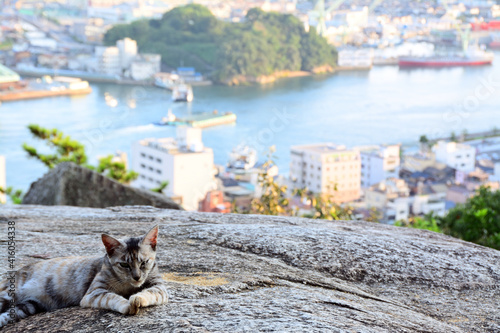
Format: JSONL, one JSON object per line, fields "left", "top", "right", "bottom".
{"left": 95, "top": 38, "right": 159, "bottom": 79}
{"left": 199, "top": 190, "right": 231, "bottom": 213}
{"left": 356, "top": 144, "right": 400, "bottom": 188}
{"left": 130, "top": 54, "right": 161, "bottom": 81}
{"left": 365, "top": 178, "right": 411, "bottom": 222}
{"left": 365, "top": 178, "right": 446, "bottom": 223}
{"left": 131, "top": 127, "right": 216, "bottom": 211}
{"left": 0, "top": 156, "right": 5, "bottom": 204}
{"left": 117, "top": 37, "right": 137, "bottom": 70}
{"left": 95, "top": 45, "right": 120, "bottom": 75}
{"left": 433, "top": 140, "right": 476, "bottom": 172}
{"left": 289, "top": 143, "right": 361, "bottom": 203}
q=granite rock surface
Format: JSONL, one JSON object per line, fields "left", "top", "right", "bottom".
{"left": 0, "top": 205, "right": 499, "bottom": 332}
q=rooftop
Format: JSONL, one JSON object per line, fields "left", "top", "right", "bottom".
{"left": 291, "top": 143, "right": 351, "bottom": 155}
{"left": 137, "top": 137, "right": 210, "bottom": 155}
{"left": 0, "top": 63, "right": 20, "bottom": 83}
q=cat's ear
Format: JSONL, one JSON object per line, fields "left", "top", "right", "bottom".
{"left": 142, "top": 225, "right": 159, "bottom": 251}
{"left": 102, "top": 234, "right": 123, "bottom": 256}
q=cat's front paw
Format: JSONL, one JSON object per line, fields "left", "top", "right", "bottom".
{"left": 129, "top": 294, "right": 147, "bottom": 315}
{"left": 118, "top": 302, "right": 131, "bottom": 315}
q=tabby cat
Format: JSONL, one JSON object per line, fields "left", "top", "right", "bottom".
{"left": 0, "top": 225, "right": 168, "bottom": 327}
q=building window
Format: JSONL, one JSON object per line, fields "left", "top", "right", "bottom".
{"left": 140, "top": 175, "right": 145, "bottom": 179}
{"left": 148, "top": 155, "right": 154, "bottom": 160}
{"left": 148, "top": 167, "right": 153, "bottom": 171}
{"left": 140, "top": 164, "right": 145, "bottom": 169}
{"left": 156, "top": 158, "right": 162, "bottom": 163}
{"left": 140, "top": 153, "right": 146, "bottom": 158}
{"left": 156, "top": 169, "right": 161, "bottom": 174}
{"left": 148, "top": 177, "right": 153, "bottom": 182}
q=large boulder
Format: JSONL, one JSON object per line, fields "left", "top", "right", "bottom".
{"left": 0, "top": 205, "right": 499, "bottom": 332}
{"left": 22, "top": 162, "right": 182, "bottom": 210}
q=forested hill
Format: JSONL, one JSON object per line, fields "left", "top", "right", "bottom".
{"left": 104, "top": 4, "right": 337, "bottom": 84}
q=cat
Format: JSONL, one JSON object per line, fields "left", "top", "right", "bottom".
{"left": 0, "top": 225, "right": 169, "bottom": 328}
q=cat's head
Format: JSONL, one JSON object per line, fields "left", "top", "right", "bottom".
{"left": 101, "top": 225, "right": 159, "bottom": 287}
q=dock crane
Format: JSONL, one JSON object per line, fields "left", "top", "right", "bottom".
{"left": 310, "top": 0, "right": 346, "bottom": 36}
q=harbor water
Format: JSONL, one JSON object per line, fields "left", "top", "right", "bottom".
{"left": 1, "top": 54, "right": 500, "bottom": 192}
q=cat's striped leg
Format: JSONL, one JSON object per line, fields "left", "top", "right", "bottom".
{"left": 129, "top": 281, "right": 169, "bottom": 315}
{"left": 0, "top": 300, "right": 43, "bottom": 327}
{"left": 0, "top": 312, "right": 12, "bottom": 328}
{"left": 80, "top": 288, "right": 131, "bottom": 315}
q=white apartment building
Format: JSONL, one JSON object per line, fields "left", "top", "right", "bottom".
{"left": 95, "top": 45, "right": 121, "bottom": 75}
{"left": 130, "top": 54, "right": 161, "bottom": 81}
{"left": 95, "top": 38, "right": 160, "bottom": 79}
{"left": 117, "top": 37, "right": 137, "bottom": 70}
{"left": 356, "top": 144, "right": 400, "bottom": 188}
{"left": 0, "top": 156, "right": 5, "bottom": 204}
{"left": 433, "top": 140, "right": 476, "bottom": 172}
{"left": 290, "top": 143, "right": 361, "bottom": 203}
{"left": 131, "top": 127, "right": 216, "bottom": 211}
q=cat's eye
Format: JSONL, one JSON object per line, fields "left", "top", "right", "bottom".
{"left": 119, "top": 262, "right": 130, "bottom": 268}
{"left": 141, "top": 260, "right": 148, "bottom": 268}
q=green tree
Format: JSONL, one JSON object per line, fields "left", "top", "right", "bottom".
{"left": 0, "top": 187, "right": 23, "bottom": 204}
{"left": 23, "top": 124, "right": 138, "bottom": 184}
{"left": 151, "top": 181, "right": 169, "bottom": 194}
{"left": 104, "top": 4, "right": 337, "bottom": 83}
{"left": 96, "top": 155, "right": 138, "bottom": 185}
{"left": 395, "top": 213, "right": 442, "bottom": 233}
{"left": 292, "top": 185, "right": 356, "bottom": 220}
{"left": 439, "top": 186, "right": 500, "bottom": 250}
{"left": 250, "top": 146, "right": 291, "bottom": 215}
{"left": 23, "top": 124, "right": 87, "bottom": 168}
{"left": 419, "top": 135, "right": 429, "bottom": 144}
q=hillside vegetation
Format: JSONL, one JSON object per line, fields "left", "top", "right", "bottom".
{"left": 104, "top": 4, "right": 337, "bottom": 84}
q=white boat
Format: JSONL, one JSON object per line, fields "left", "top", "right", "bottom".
{"left": 172, "top": 84, "right": 193, "bottom": 102}
{"left": 154, "top": 73, "right": 180, "bottom": 90}
{"left": 227, "top": 145, "right": 257, "bottom": 170}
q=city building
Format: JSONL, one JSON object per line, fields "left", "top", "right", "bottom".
{"left": 356, "top": 144, "right": 400, "bottom": 188}
{"left": 131, "top": 127, "right": 216, "bottom": 211}
{"left": 433, "top": 140, "right": 476, "bottom": 172}
{"left": 199, "top": 190, "right": 231, "bottom": 213}
{"left": 72, "top": 18, "right": 111, "bottom": 44}
{"left": 130, "top": 54, "right": 161, "bottom": 81}
{"left": 95, "top": 45, "right": 120, "bottom": 76}
{"left": 337, "top": 49, "right": 374, "bottom": 68}
{"left": 94, "top": 38, "right": 160, "bottom": 79}
{"left": 365, "top": 178, "right": 411, "bottom": 223}
{"left": 365, "top": 178, "right": 447, "bottom": 223}
{"left": 412, "top": 183, "right": 447, "bottom": 217}
{"left": 0, "top": 156, "right": 5, "bottom": 204}
{"left": 289, "top": 143, "right": 361, "bottom": 203}
{"left": 117, "top": 37, "right": 137, "bottom": 70}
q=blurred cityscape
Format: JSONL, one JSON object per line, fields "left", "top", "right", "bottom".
{"left": 1, "top": 0, "right": 500, "bottom": 225}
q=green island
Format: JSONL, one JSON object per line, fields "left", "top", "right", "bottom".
{"left": 104, "top": 4, "right": 338, "bottom": 85}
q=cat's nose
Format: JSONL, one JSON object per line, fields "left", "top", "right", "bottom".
{"left": 133, "top": 276, "right": 140, "bottom": 281}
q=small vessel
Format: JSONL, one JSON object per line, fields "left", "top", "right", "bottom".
{"left": 227, "top": 145, "right": 257, "bottom": 170}
{"left": 172, "top": 84, "right": 193, "bottom": 102}
{"left": 154, "top": 72, "right": 180, "bottom": 90}
{"left": 158, "top": 109, "right": 176, "bottom": 125}
{"left": 155, "top": 110, "right": 236, "bottom": 128}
